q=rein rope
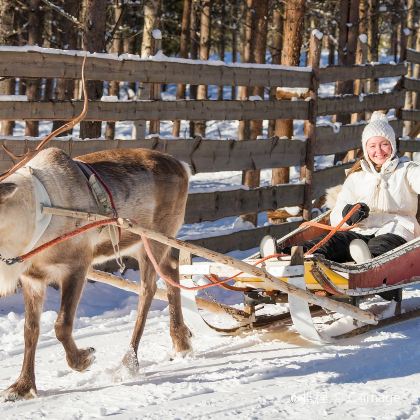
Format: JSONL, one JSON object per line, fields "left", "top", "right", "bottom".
{"left": 0, "top": 205, "right": 361, "bottom": 293}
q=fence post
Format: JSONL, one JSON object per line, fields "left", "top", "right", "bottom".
{"left": 303, "top": 30, "right": 322, "bottom": 221}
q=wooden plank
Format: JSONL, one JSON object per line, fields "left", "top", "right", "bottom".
{"left": 312, "top": 163, "right": 353, "bottom": 199}
{"left": 0, "top": 137, "right": 306, "bottom": 173}
{"left": 318, "top": 90, "right": 406, "bottom": 116}
{"left": 401, "top": 109, "right": 420, "bottom": 122}
{"left": 403, "top": 77, "right": 420, "bottom": 93}
{"left": 318, "top": 62, "right": 406, "bottom": 84}
{"left": 315, "top": 120, "right": 403, "bottom": 155}
{"left": 398, "top": 139, "right": 420, "bottom": 153}
{"left": 188, "top": 221, "right": 302, "bottom": 253}
{"left": 185, "top": 184, "right": 304, "bottom": 223}
{"left": 0, "top": 99, "right": 310, "bottom": 121}
{"left": 0, "top": 49, "right": 312, "bottom": 87}
{"left": 407, "top": 48, "right": 420, "bottom": 65}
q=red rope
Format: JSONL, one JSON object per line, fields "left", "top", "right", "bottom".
{"left": 18, "top": 218, "right": 119, "bottom": 262}
{"left": 304, "top": 204, "right": 360, "bottom": 255}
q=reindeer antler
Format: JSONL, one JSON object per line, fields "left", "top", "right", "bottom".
{"left": 0, "top": 54, "right": 89, "bottom": 182}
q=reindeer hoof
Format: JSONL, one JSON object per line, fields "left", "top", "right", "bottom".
{"left": 2, "top": 382, "right": 37, "bottom": 401}
{"left": 122, "top": 349, "right": 140, "bottom": 375}
{"left": 172, "top": 325, "right": 193, "bottom": 354}
{"left": 68, "top": 347, "right": 96, "bottom": 372}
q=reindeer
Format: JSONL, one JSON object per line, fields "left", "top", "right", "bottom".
{"left": 0, "top": 62, "right": 191, "bottom": 401}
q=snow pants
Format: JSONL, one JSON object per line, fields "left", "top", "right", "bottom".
{"left": 300, "top": 231, "right": 406, "bottom": 263}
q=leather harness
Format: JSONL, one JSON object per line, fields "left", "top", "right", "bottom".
{"left": 75, "top": 160, "right": 125, "bottom": 271}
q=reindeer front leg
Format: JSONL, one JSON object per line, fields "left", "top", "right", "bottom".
{"left": 54, "top": 266, "right": 95, "bottom": 372}
{"left": 3, "top": 280, "right": 45, "bottom": 401}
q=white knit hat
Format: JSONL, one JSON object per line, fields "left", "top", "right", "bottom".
{"left": 361, "top": 111, "right": 396, "bottom": 161}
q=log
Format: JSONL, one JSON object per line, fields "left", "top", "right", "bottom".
{"left": 0, "top": 137, "right": 306, "bottom": 174}
{"left": 401, "top": 109, "right": 420, "bottom": 122}
{"left": 43, "top": 206, "right": 377, "bottom": 325}
{"left": 407, "top": 48, "right": 420, "bottom": 65}
{"left": 0, "top": 99, "right": 310, "bottom": 122}
{"left": 318, "top": 90, "right": 406, "bottom": 116}
{"left": 0, "top": 48, "right": 312, "bottom": 87}
{"left": 404, "top": 77, "right": 420, "bottom": 93}
{"left": 185, "top": 184, "right": 304, "bottom": 223}
{"left": 86, "top": 268, "right": 247, "bottom": 317}
{"left": 318, "top": 62, "right": 406, "bottom": 84}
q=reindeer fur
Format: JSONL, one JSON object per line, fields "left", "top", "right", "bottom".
{"left": 1, "top": 147, "right": 191, "bottom": 401}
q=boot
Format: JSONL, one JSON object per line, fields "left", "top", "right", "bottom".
{"left": 260, "top": 235, "right": 277, "bottom": 258}
{"left": 349, "top": 239, "right": 372, "bottom": 264}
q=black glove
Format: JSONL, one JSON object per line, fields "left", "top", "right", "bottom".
{"left": 342, "top": 203, "right": 370, "bottom": 225}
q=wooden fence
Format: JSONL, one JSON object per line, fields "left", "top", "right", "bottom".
{"left": 0, "top": 46, "right": 419, "bottom": 254}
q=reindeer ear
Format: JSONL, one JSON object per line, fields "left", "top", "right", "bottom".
{"left": 0, "top": 183, "right": 17, "bottom": 202}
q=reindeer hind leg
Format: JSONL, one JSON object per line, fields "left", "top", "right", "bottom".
{"left": 122, "top": 243, "right": 159, "bottom": 373}
{"left": 161, "top": 250, "right": 192, "bottom": 355}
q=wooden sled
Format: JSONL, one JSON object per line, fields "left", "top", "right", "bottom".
{"left": 178, "top": 211, "right": 420, "bottom": 342}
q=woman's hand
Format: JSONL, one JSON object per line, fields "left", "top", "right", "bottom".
{"left": 342, "top": 203, "right": 370, "bottom": 225}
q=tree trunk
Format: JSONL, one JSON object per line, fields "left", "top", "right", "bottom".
{"left": 172, "top": 0, "right": 191, "bottom": 138}
{"left": 367, "top": 0, "right": 379, "bottom": 94}
{"left": 390, "top": 0, "right": 401, "bottom": 62}
{"left": 0, "top": 0, "right": 16, "bottom": 135}
{"left": 336, "top": 0, "right": 359, "bottom": 118}
{"left": 80, "top": 0, "right": 107, "bottom": 139}
{"left": 105, "top": 3, "right": 124, "bottom": 140}
{"left": 241, "top": 0, "right": 269, "bottom": 226}
{"left": 194, "top": 0, "right": 211, "bottom": 137}
{"left": 189, "top": 1, "right": 199, "bottom": 137}
{"left": 237, "top": 0, "right": 253, "bottom": 142}
{"left": 328, "top": 27, "right": 337, "bottom": 66}
{"left": 133, "top": 0, "right": 161, "bottom": 139}
{"left": 403, "top": 0, "right": 415, "bottom": 135}
{"left": 52, "top": 0, "right": 80, "bottom": 136}
{"left": 217, "top": 0, "right": 226, "bottom": 100}
{"left": 25, "top": 0, "right": 44, "bottom": 137}
{"left": 268, "top": 5, "right": 283, "bottom": 137}
{"left": 335, "top": 0, "right": 359, "bottom": 164}
{"left": 271, "top": 0, "right": 305, "bottom": 187}
{"left": 231, "top": 0, "right": 239, "bottom": 100}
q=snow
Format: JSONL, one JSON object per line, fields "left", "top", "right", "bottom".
{"left": 0, "top": 95, "right": 27, "bottom": 101}
{"left": 100, "top": 95, "right": 118, "bottom": 102}
{"left": 359, "top": 34, "right": 368, "bottom": 44}
{"left": 311, "top": 29, "right": 324, "bottom": 41}
{"left": 1, "top": 280, "right": 420, "bottom": 419}
{"left": 152, "top": 29, "right": 162, "bottom": 40}
{"left": 403, "top": 28, "right": 412, "bottom": 36}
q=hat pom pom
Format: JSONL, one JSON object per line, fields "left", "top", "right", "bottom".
{"left": 370, "top": 111, "right": 388, "bottom": 122}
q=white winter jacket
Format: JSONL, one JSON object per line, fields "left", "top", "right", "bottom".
{"left": 330, "top": 156, "right": 420, "bottom": 241}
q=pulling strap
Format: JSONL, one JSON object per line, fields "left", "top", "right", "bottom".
{"left": 75, "top": 161, "right": 125, "bottom": 271}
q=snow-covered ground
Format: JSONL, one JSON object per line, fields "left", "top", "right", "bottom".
{"left": 1, "top": 276, "right": 420, "bottom": 419}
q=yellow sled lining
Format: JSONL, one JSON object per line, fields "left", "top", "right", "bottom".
{"left": 235, "top": 261, "right": 349, "bottom": 291}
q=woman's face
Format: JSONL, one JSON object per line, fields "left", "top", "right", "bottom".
{"left": 366, "top": 136, "right": 393, "bottom": 166}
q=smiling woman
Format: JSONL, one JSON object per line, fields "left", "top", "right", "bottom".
{"left": 266, "top": 112, "right": 420, "bottom": 268}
